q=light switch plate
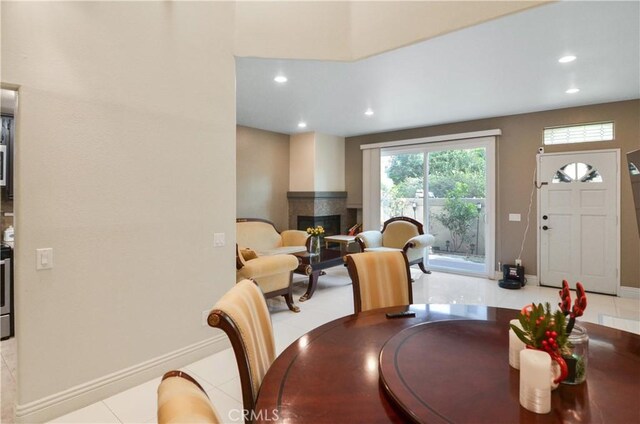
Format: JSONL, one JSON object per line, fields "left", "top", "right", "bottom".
{"left": 36, "top": 248, "right": 53, "bottom": 270}
{"left": 508, "top": 213, "right": 521, "bottom": 222}
{"left": 213, "top": 232, "right": 225, "bottom": 247}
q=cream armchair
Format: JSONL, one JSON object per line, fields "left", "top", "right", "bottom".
{"left": 356, "top": 216, "right": 435, "bottom": 274}
{"left": 236, "top": 244, "right": 300, "bottom": 312}
{"left": 236, "top": 218, "right": 308, "bottom": 256}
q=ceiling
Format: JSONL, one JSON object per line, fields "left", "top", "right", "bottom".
{"left": 236, "top": 1, "right": 640, "bottom": 138}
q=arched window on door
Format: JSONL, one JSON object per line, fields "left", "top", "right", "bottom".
{"left": 551, "top": 162, "right": 603, "bottom": 183}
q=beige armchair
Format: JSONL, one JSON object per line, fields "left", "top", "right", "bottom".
{"left": 236, "top": 218, "right": 308, "bottom": 256}
{"left": 356, "top": 216, "right": 434, "bottom": 274}
{"left": 236, "top": 244, "right": 300, "bottom": 312}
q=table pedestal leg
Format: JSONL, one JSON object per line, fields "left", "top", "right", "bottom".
{"left": 299, "top": 270, "right": 324, "bottom": 302}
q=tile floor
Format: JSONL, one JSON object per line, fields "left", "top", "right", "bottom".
{"left": 1, "top": 266, "right": 639, "bottom": 423}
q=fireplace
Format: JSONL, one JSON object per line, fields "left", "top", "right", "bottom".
{"left": 288, "top": 191, "right": 348, "bottom": 235}
{"left": 297, "top": 215, "right": 341, "bottom": 236}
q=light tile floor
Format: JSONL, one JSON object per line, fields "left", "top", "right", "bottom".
{"left": 1, "top": 267, "right": 639, "bottom": 423}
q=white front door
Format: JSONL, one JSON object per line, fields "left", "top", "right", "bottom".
{"left": 538, "top": 150, "right": 619, "bottom": 295}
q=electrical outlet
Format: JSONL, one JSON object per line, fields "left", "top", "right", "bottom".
{"left": 515, "top": 259, "right": 522, "bottom": 267}
{"left": 201, "top": 310, "right": 210, "bottom": 327}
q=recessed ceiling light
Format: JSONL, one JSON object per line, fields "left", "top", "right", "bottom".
{"left": 297, "top": 121, "right": 307, "bottom": 128}
{"left": 566, "top": 88, "right": 580, "bottom": 94}
{"left": 364, "top": 108, "right": 374, "bottom": 116}
{"left": 274, "top": 75, "right": 288, "bottom": 83}
{"left": 559, "top": 55, "right": 577, "bottom": 63}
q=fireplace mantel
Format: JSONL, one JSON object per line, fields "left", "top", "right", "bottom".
{"left": 287, "top": 191, "right": 347, "bottom": 199}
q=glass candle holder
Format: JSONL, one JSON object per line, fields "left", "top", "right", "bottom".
{"left": 310, "top": 236, "right": 321, "bottom": 255}
{"left": 562, "top": 324, "right": 589, "bottom": 385}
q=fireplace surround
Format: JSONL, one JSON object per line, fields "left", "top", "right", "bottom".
{"left": 288, "top": 191, "right": 347, "bottom": 235}
{"left": 297, "top": 215, "right": 341, "bottom": 236}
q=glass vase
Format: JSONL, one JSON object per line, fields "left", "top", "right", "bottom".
{"left": 310, "top": 236, "right": 321, "bottom": 255}
{"left": 562, "top": 324, "right": 589, "bottom": 385}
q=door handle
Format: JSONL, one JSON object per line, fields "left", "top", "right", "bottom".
{"left": 542, "top": 225, "right": 551, "bottom": 231}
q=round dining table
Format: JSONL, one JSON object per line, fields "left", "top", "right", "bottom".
{"left": 255, "top": 304, "right": 640, "bottom": 423}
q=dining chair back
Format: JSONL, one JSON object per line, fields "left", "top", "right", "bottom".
{"left": 346, "top": 251, "right": 413, "bottom": 313}
{"left": 157, "top": 370, "right": 221, "bottom": 424}
{"left": 208, "top": 279, "right": 276, "bottom": 420}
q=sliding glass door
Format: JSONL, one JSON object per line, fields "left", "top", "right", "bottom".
{"left": 381, "top": 138, "right": 494, "bottom": 277}
{"left": 381, "top": 152, "right": 425, "bottom": 223}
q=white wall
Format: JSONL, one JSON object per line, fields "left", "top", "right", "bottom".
{"left": 1, "top": 2, "right": 236, "bottom": 421}
{"left": 314, "top": 133, "right": 345, "bottom": 191}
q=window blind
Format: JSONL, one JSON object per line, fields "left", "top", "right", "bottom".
{"left": 543, "top": 122, "right": 614, "bottom": 145}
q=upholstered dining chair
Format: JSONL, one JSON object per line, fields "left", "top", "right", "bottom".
{"left": 157, "top": 370, "right": 221, "bottom": 424}
{"left": 208, "top": 279, "right": 276, "bottom": 422}
{"left": 345, "top": 250, "right": 413, "bottom": 313}
{"left": 355, "top": 216, "right": 435, "bottom": 275}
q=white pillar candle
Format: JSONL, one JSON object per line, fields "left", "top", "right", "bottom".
{"left": 520, "top": 349, "right": 552, "bottom": 414}
{"left": 509, "top": 319, "right": 525, "bottom": 369}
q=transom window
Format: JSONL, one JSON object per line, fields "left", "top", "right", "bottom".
{"left": 552, "top": 162, "right": 603, "bottom": 183}
{"left": 544, "top": 122, "right": 614, "bottom": 145}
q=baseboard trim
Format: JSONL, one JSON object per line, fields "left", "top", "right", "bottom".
{"left": 618, "top": 286, "right": 640, "bottom": 299}
{"left": 16, "top": 334, "right": 229, "bottom": 423}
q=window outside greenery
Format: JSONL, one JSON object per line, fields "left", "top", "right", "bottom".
{"left": 382, "top": 148, "right": 486, "bottom": 254}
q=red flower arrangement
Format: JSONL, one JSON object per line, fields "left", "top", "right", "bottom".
{"left": 559, "top": 281, "right": 587, "bottom": 334}
{"left": 510, "top": 280, "right": 588, "bottom": 384}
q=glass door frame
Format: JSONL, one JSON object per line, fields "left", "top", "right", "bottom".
{"left": 381, "top": 136, "right": 496, "bottom": 279}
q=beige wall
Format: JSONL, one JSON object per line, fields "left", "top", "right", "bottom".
{"left": 289, "top": 132, "right": 316, "bottom": 191}
{"left": 237, "top": 126, "right": 290, "bottom": 230}
{"left": 1, "top": 1, "right": 634, "bottom": 422}
{"left": 2, "top": 2, "right": 236, "bottom": 421}
{"left": 289, "top": 131, "right": 345, "bottom": 192}
{"left": 314, "top": 132, "right": 345, "bottom": 191}
{"left": 234, "top": 1, "right": 351, "bottom": 60}
{"left": 349, "top": 1, "right": 545, "bottom": 59}
{"left": 235, "top": 1, "right": 545, "bottom": 61}
{"left": 346, "top": 100, "right": 640, "bottom": 288}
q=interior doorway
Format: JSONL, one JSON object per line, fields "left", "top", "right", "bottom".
{"left": 537, "top": 150, "right": 620, "bottom": 295}
{"left": 0, "top": 86, "right": 18, "bottom": 423}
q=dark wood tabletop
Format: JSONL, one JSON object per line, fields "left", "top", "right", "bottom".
{"left": 255, "top": 304, "right": 640, "bottom": 423}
